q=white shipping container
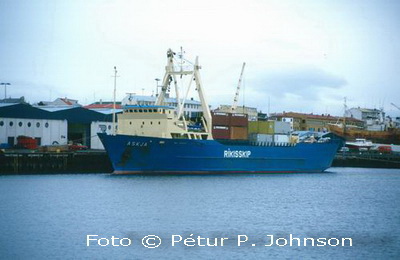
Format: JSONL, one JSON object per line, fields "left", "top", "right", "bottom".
{"left": 249, "top": 133, "right": 273, "bottom": 143}
{"left": 274, "top": 134, "right": 290, "bottom": 143}
{"left": 274, "top": 121, "right": 291, "bottom": 134}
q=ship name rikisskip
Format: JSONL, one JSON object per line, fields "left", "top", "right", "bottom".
{"left": 224, "top": 149, "right": 251, "bottom": 158}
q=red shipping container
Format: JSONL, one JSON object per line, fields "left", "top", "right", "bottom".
{"left": 230, "top": 113, "right": 248, "bottom": 127}
{"left": 212, "top": 126, "right": 231, "bottom": 139}
{"left": 212, "top": 112, "right": 230, "bottom": 126}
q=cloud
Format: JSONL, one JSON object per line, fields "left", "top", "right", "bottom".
{"left": 249, "top": 66, "right": 347, "bottom": 101}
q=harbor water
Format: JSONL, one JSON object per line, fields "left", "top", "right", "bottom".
{"left": 1, "top": 168, "right": 399, "bottom": 259}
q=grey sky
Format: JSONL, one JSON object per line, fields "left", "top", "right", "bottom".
{"left": 1, "top": 0, "right": 399, "bottom": 116}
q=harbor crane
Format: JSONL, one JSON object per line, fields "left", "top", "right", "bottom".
{"left": 391, "top": 102, "right": 400, "bottom": 111}
{"left": 231, "top": 62, "right": 246, "bottom": 112}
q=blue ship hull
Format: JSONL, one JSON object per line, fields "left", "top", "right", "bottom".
{"left": 98, "top": 133, "right": 341, "bottom": 174}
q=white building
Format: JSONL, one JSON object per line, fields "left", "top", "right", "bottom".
{"left": 0, "top": 103, "right": 114, "bottom": 150}
{"left": 0, "top": 104, "right": 67, "bottom": 146}
{"left": 346, "top": 107, "right": 386, "bottom": 131}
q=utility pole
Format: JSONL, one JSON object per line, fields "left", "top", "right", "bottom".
{"left": 0, "top": 82, "right": 11, "bottom": 99}
{"left": 155, "top": 78, "right": 160, "bottom": 96}
{"left": 112, "top": 67, "right": 119, "bottom": 135}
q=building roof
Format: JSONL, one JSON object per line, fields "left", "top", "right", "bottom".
{"left": 84, "top": 103, "right": 122, "bottom": 109}
{"left": 0, "top": 103, "right": 59, "bottom": 120}
{"left": 51, "top": 107, "right": 115, "bottom": 123}
{"left": 0, "top": 103, "right": 117, "bottom": 123}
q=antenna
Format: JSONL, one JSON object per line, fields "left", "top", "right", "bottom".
{"left": 112, "top": 66, "right": 119, "bottom": 135}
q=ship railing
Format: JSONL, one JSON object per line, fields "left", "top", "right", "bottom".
{"left": 250, "top": 141, "right": 297, "bottom": 147}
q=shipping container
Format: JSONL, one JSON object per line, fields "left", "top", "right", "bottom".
{"left": 274, "top": 121, "right": 291, "bottom": 134}
{"left": 274, "top": 134, "right": 290, "bottom": 143}
{"left": 230, "top": 126, "right": 248, "bottom": 140}
{"left": 249, "top": 133, "right": 273, "bottom": 143}
{"left": 211, "top": 112, "right": 230, "bottom": 126}
{"left": 230, "top": 113, "right": 248, "bottom": 127}
{"left": 212, "top": 125, "right": 230, "bottom": 139}
{"left": 248, "top": 121, "right": 274, "bottom": 134}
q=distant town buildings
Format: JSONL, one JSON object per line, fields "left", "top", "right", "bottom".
{"left": 270, "top": 112, "right": 364, "bottom": 132}
{"left": 214, "top": 105, "right": 258, "bottom": 121}
{"left": 0, "top": 96, "right": 27, "bottom": 104}
{"left": 36, "top": 97, "right": 81, "bottom": 107}
{"left": 346, "top": 107, "right": 386, "bottom": 131}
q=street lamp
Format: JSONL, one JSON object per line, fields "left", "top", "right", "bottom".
{"left": 0, "top": 82, "right": 11, "bottom": 99}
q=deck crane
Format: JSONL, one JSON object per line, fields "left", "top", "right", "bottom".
{"left": 391, "top": 103, "right": 400, "bottom": 111}
{"left": 231, "top": 62, "right": 246, "bottom": 112}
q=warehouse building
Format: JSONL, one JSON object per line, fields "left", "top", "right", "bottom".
{"left": 0, "top": 103, "right": 116, "bottom": 149}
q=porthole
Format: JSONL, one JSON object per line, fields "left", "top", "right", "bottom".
{"left": 18, "top": 122, "right": 23, "bottom": 127}
{"left": 9, "top": 121, "right": 13, "bottom": 127}
{"left": 45, "top": 122, "right": 49, "bottom": 128}
{"left": 129, "top": 122, "right": 132, "bottom": 125}
{"left": 28, "top": 122, "right": 31, "bottom": 127}
{"left": 36, "top": 122, "right": 40, "bottom": 128}
{"left": 0, "top": 121, "right": 3, "bottom": 126}
{"left": 108, "top": 125, "right": 111, "bottom": 130}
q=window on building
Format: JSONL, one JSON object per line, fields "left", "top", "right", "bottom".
{"left": 35, "top": 137, "right": 41, "bottom": 146}
{"left": 28, "top": 122, "right": 31, "bottom": 127}
{"left": 45, "top": 122, "right": 49, "bottom": 128}
{"left": 9, "top": 121, "right": 13, "bottom": 127}
{"left": 0, "top": 121, "right": 3, "bottom": 126}
{"left": 18, "top": 122, "right": 23, "bottom": 127}
{"left": 36, "top": 122, "right": 40, "bottom": 128}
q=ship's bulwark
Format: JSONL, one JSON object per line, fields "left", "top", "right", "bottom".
{"left": 98, "top": 133, "right": 341, "bottom": 174}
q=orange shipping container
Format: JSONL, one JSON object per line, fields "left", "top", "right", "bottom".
{"left": 230, "top": 126, "right": 248, "bottom": 140}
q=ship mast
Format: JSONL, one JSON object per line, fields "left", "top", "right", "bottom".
{"left": 343, "top": 97, "right": 347, "bottom": 135}
{"left": 155, "top": 49, "right": 212, "bottom": 135}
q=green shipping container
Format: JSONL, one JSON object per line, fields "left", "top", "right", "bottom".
{"left": 248, "top": 121, "right": 275, "bottom": 134}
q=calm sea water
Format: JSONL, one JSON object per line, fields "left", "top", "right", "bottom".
{"left": 0, "top": 168, "right": 399, "bottom": 259}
